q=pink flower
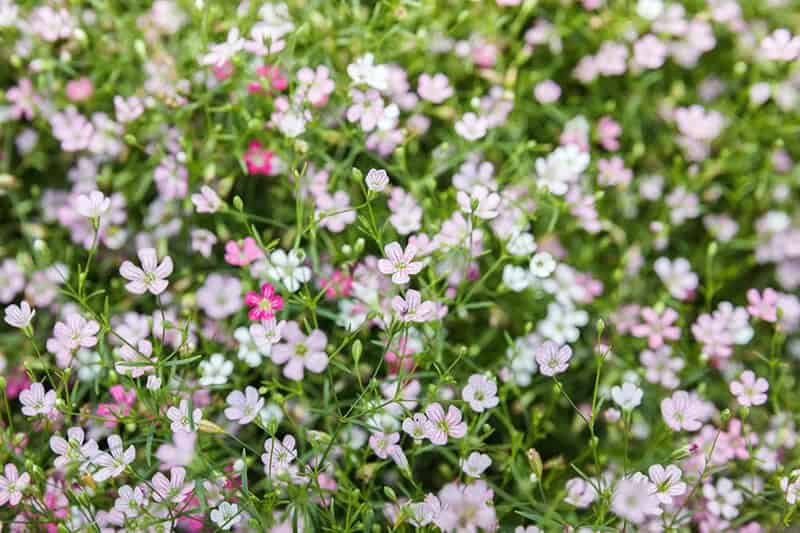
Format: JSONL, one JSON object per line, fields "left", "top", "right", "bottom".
{"left": 244, "top": 141, "right": 274, "bottom": 176}
{"left": 729, "top": 370, "right": 768, "bottom": 407}
{"left": 245, "top": 283, "right": 284, "bottom": 321}
{"left": 423, "top": 403, "right": 467, "bottom": 445}
{"left": 271, "top": 321, "right": 328, "bottom": 380}
{"left": 661, "top": 390, "right": 703, "bottom": 431}
{"left": 224, "top": 386, "right": 264, "bottom": 425}
{"left": 631, "top": 307, "right": 681, "bottom": 349}
{"left": 0, "top": 463, "right": 30, "bottom": 506}
{"left": 417, "top": 73, "right": 453, "bottom": 104}
{"left": 224, "top": 237, "right": 263, "bottom": 266}
{"left": 746, "top": 288, "right": 778, "bottom": 322}
{"left": 535, "top": 341, "right": 572, "bottom": 376}
{"left": 6, "top": 78, "right": 40, "bottom": 120}
{"left": 151, "top": 466, "right": 195, "bottom": 504}
{"left": 320, "top": 271, "right": 353, "bottom": 299}
{"left": 65, "top": 77, "right": 93, "bottom": 102}
{"left": 533, "top": 80, "right": 561, "bottom": 103}
{"left": 19, "top": 382, "right": 56, "bottom": 418}
{"left": 119, "top": 248, "right": 173, "bottom": 295}
{"left": 47, "top": 314, "right": 100, "bottom": 367}
{"left": 248, "top": 64, "right": 289, "bottom": 94}
{"left": 377, "top": 241, "right": 423, "bottom": 284}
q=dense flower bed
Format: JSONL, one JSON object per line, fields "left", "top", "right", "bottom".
{"left": 1, "top": 0, "right": 800, "bottom": 531}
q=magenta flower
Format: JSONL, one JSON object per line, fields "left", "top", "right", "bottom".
{"left": 271, "top": 321, "right": 328, "bottom": 381}
{"left": 631, "top": 307, "right": 680, "bottom": 349}
{"left": 377, "top": 241, "right": 423, "bottom": 284}
{"left": 245, "top": 282, "right": 284, "bottom": 321}
{"left": 244, "top": 140, "right": 273, "bottom": 176}
{"left": 730, "top": 370, "right": 769, "bottom": 407}
{"left": 423, "top": 403, "right": 467, "bottom": 445}
{"left": 746, "top": 288, "right": 778, "bottom": 322}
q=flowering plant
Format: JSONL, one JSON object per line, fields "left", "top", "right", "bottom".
{"left": 1, "top": 0, "right": 800, "bottom": 531}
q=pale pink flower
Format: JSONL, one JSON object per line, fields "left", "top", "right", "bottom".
{"left": 729, "top": 370, "right": 768, "bottom": 407}
{"left": 611, "top": 476, "right": 661, "bottom": 524}
{"left": 661, "top": 390, "right": 703, "bottom": 431}
{"left": 0, "top": 464, "right": 30, "bottom": 506}
{"left": 535, "top": 341, "right": 572, "bottom": 376}
{"left": 417, "top": 73, "right": 453, "bottom": 103}
{"left": 151, "top": 466, "right": 194, "bottom": 504}
{"left": 423, "top": 403, "right": 467, "bottom": 445}
{"left": 462, "top": 374, "right": 499, "bottom": 412}
{"left": 648, "top": 464, "right": 686, "bottom": 504}
{"left": 631, "top": 307, "right": 681, "bottom": 349}
{"left": 377, "top": 242, "right": 423, "bottom": 284}
{"left": 391, "top": 289, "right": 436, "bottom": 323}
{"left": 271, "top": 321, "right": 328, "bottom": 380}
{"left": 365, "top": 168, "right": 390, "bottom": 192}
{"left": 191, "top": 186, "right": 221, "bottom": 214}
{"left": 4, "top": 301, "right": 35, "bottom": 329}
{"left": 746, "top": 288, "right": 778, "bottom": 322}
{"left": 92, "top": 434, "right": 136, "bottom": 482}
{"left": 166, "top": 399, "right": 203, "bottom": 434}
{"left": 75, "top": 190, "right": 111, "bottom": 219}
{"left": 224, "top": 386, "right": 265, "bottom": 425}
{"left": 457, "top": 185, "right": 501, "bottom": 220}
{"left": 119, "top": 248, "right": 173, "bottom": 295}
{"left": 460, "top": 452, "right": 491, "bottom": 478}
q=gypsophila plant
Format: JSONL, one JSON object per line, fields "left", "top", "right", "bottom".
{"left": 0, "top": 0, "right": 799, "bottom": 531}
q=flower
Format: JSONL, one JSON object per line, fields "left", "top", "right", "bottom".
{"left": 402, "top": 413, "right": 429, "bottom": 440}
{"left": 611, "top": 382, "right": 644, "bottom": 410}
{"left": 746, "top": 288, "right": 778, "bottom": 322}
{"left": 4, "top": 301, "right": 35, "bottom": 329}
{"left": 166, "top": 399, "right": 203, "bottom": 434}
{"left": 115, "top": 339, "right": 156, "bottom": 378}
{"left": 455, "top": 112, "right": 489, "bottom": 141}
{"left": 347, "top": 53, "right": 388, "bottom": 90}
{"left": 457, "top": 185, "right": 501, "bottom": 220}
{"left": 266, "top": 249, "right": 311, "bottom": 292}
{"left": 729, "top": 370, "right": 768, "bottom": 407}
{"left": 391, "top": 289, "right": 437, "bottom": 323}
{"left": 660, "top": 390, "right": 703, "bottom": 431}
{"left": 19, "top": 382, "right": 57, "bottom": 417}
{"left": 654, "top": 257, "right": 698, "bottom": 301}
{"left": 0, "top": 464, "right": 30, "bottom": 506}
{"left": 377, "top": 241, "right": 423, "bottom": 284}
{"left": 460, "top": 452, "right": 491, "bottom": 478}
{"left": 703, "top": 477, "right": 742, "bottom": 519}
{"left": 611, "top": 476, "right": 662, "bottom": 524}
{"left": 262, "top": 434, "right": 298, "bottom": 478}
{"left": 418, "top": 73, "right": 453, "bottom": 103}
{"left": 92, "top": 435, "right": 136, "bottom": 482}
{"left": 200, "top": 28, "right": 244, "bottom": 67}
{"left": 271, "top": 321, "right": 328, "bottom": 380}
{"left": 224, "top": 386, "right": 265, "bottom": 425}
{"left": 535, "top": 341, "right": 572, "bottom": 376}
{"left": 210, "top": 501, "right": 242, "bottom": 530}
{"left": 225, "top": 237, "right": 264, "bottom": 266}
{"left": 119, "top": 248, "right": 173, "bottom": 295}
{"left": 49, "top": 426, "right": 98, "bottom": 470}
{"left": 196, "top": 274, "right": 243, "bottom": 319}
{"left": 75, "top": 190, "right": 111, "bottom": 219}
{"left": 462, "top": 374, "right": 500, "bottom": 412}
{"left": 529, "top": 252, "right": 556, "bottom": 278}
{"left": 250, "top": 318, "right": 285, "bottom": 354}
{"left": 365, "top": 168, "right": 390, "bottom": 192}
{"left": 151, "top": 466, "right": 194, "bottom": 504}
{"left": 245, "top": 282, "right": 284, "bottom": 321}
{"left": 191, "top": 186, "right": 221, "bottom": 213}
{"left": 648, "top": 464, "right": 686, "bottom": 504}
{"left": 243, "top": 140, "right": 274, "bottom": 176}
{"left": 199, "top": 353, "right": 234, "bottom": 387}
{"left": 631, "top": 307, "right": 681, "bottom": 349}
{"left": 423, "top": 403, "right": 467, "bottom": 445}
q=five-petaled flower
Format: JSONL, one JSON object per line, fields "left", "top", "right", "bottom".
{"left": 119, "top": 248, "right": 173, "bottom": 295}
{"left": 378, "top": 241, "right": 423, "bottom": 284}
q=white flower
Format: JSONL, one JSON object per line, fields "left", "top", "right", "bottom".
{"left": 462, "top": 374, "right": 500, "bottom": 412}
{"left": 200, "top": 28, "right": 244, "bottom": 67}
{"left": 365, "top": 168, "right": 390, "bottom": 192}
{"left": 249, "top": 318, "right": 285, "bottom": 354}
{"left": 75, "top": 349, "right": 102, "bottom": 382}
{"left": 455, "top": 112, "right": 488, "bottom": 141}
{"left": 199, "top": 353, "right": 234, "bottom": 386}
{"left": 234, "top": 326, "right": 263, "bottom": 367}
{"left": 146, "top": 375, "right": 162, "bottom": 390}
{"left": 347, "top": 53, "right": 389, "bottom": 91}
{"left": 460, "top": 451, "right": 492, "bottom": 478}
{"left": 506, "top": 232, "right": 537, "bottom": 256}
{"left": 535, "top": 145, "right": 589, "bottom": 195}
{"left": 19, "top": 382, "right": 56, "bottom": 417}
{"left": 210, "top": 501, "right": 241, "bottom": 530}
{"left": 50, "top": 427, "right": 98, "bottom": 471}
{"left": 4, "top": 301, "right": 35, "bottom": 329}
{"left": 648, "top": 464, "right": 686, "bottom": 504}
{"left": 119, "top": 248, "right": 173, "bottom": 295}
{"left": 611, "top": 382, "right": 644, "bottom": 410}
{"left": 92, "top": 435, "right": 136, "bottom": 482}
{"left": 266, "top": 249, "right": 311, "bottom": 292}
{"left": 75, "top": 190, "right": 111, "bottom": 219}
{"left": 529, "top": 252, "right": 556, "bottom": 278}
{"left": 535, "top": 341, "right": 572, "bottom": 376}
{"left": 191, "top": 186, "right": 221, "bottom": 214}
{"left": 224, "top": 386, "right": 265, "bottom": 425}
{"left": 457, "top": 185, "right": 501, "bottom": 220}
{"left": 503, "top": 264, "right": 531, "bottom": 292}
{"left": 166, "top": 399, "right": 203, "bottom": 433}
